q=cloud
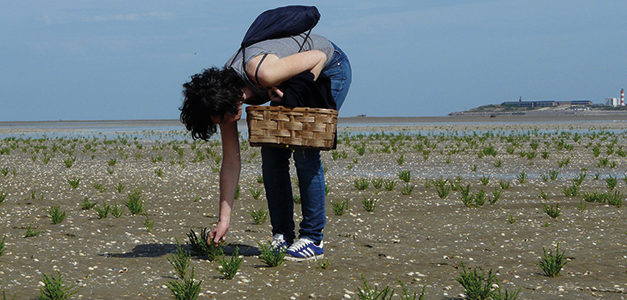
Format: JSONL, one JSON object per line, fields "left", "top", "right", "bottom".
{"left": 80, "top": 11, "right": 173, "bottom": 23}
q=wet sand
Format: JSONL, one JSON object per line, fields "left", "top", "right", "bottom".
{"left": 0, "top": 118, "right": 625, "bottom": 299}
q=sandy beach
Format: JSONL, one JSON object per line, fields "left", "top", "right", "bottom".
{"left": 0, "top": 117, "right": 625, "bottom": 299}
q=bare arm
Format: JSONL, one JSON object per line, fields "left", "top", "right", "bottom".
{"left": 209, "top": 119, "right": 240, "bottom": 244}
{"left": 246, "top": 50, "right": 327, "bottom": 87}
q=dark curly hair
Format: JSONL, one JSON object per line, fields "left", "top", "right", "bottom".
{"left": 179, "top": 67, "right": 246, "bottom": 140}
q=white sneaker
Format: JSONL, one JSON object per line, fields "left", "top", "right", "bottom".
{"left": 270, "top": 234, "right": 288, "bottom": 251}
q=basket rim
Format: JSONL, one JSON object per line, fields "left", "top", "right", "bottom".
{"left": 245, "top": 105, "right": 338, "bottom": 114}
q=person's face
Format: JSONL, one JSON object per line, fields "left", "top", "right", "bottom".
{"left": 211, "top": 98, "right": 244, "bottom": 125}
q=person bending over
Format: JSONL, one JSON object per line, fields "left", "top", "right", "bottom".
{"left": 180, "top": 33, "right": 351, "bottom": 261}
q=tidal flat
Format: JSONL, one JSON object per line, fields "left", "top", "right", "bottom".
{"left": 0, "top": 119, "right": 625, "bottom": 299}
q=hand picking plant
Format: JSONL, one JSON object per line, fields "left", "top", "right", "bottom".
{"left": 48, "top": 205, "right": 67, "bottom": 224}
{"left": 217, "top": 247, "right": 243, "bottom": 280}
{"left": 125, "top": 189, "right": 144, "bottom": 215}
{"left": 258, "top": 242, "right": 286, "bottom": 267}
{"left": 39, "top": 271, "right": 77, "bottom": 300}
{"left": 538, "top": 243, "right": 567, "bottom": 277}
{"left": 357, "top": 275, "right": 394, "bottom": 300}
{"left": 187, "top": 228, "right": 223, "bottom": 261}
{"left": 248, "top": 208, "right": 268, "bottom": 225}
{"left": 456, "top": 262, "right": 498, "bottom": 300}
{"left": 331, "top": 199, "right": 348, "bottom": 216}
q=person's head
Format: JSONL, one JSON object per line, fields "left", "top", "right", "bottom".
{"left": 179, "top": 67, "right": 246, "bottom": 140}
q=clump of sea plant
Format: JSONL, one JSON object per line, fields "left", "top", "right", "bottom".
{"left": 398, "top": 281, "right": 426, "bottom": 300}
{"left": 0, "top": 235, "right": 5, "bottom": 256}
{"left": 115, "top": 182, "right": 125, "bottom": 193}
{"left": 572, "top": 172, "right": 586, "bottom": 186}
{"left": 248, "top": 208, "right": 268, "bottom": 225}
{"left": 498, "top": 181, "right": 510, "bottom": 190}
{"left": 460, "top": 184, "right": 473, "bottom": 208}
{"left": 317, "top": 259, "right": 331, "bottom": 270}
{"left": 538, "top": 244, "right": 567, "bottom": 277}
{"left": 383, "top": 179, "right": 396, "bottom": 191}
{"left": 125, "top": 189, "right": 144, "bottom": 215}
{"left": 357, "top": 275, "right": 393, "bottom": 300}
{"left": 166, "top": 243, "right": 202, "bottom": 300}
{"left": 111, "top": 203, "right": 124, "bottom": 218}
{"left": 217, "top": 247, "right": 243, "bottom": 280}
{"left": 92, "top": 183, "right": 105, "bottom": 193}
{"left": 63, "top": 157, "right": 76, "bottom": 168}
{"left": 401, "top": 183, "right": 415, "bottom": 196}
{"left": 39, "top": 272, "right": 77, "bottom": 300}
{"left": 48, "top": 206, "right": 67, "bottom": 224}
{"left": 474, "top": 190, "right": 487, "bottom": 207}
{"left": 24, "top": 225, "right": 41, "bottom": 238}
{"left": 94, "top": 204, "right": 110, "bottom": 219}
{"left": 249, "top": 187, "right": 262, "bottom": 200}
{"left": 67, "top": 178, "right": 80, "bottom": 189}
{"left": 543, "top": 204, "right": 560, "bottom": 218}
{"left": 354, "top": 178, "right": 369, "bottom": 191}
{"left": 605, "top": 175, "right": 617, "bottom": 190}
{"left": 434, "top": 178, "right": 450, "bottom": 199}
{"left": 607, "top": 191, "right": 623, "bottom": 208}
{"left": 480, "top": 176, "right": 490, "bottom": 186}
{"left": 456, "top": 262, "right": 498, "bottom": 300}
{"left": 0, "top": 191, "right": 6, "bottom": 205}
{"left": 398, "top": 170, "right": 411, "bottom": 183}
{"left": 258, "top": 242, "right": 286, "bottom": 267}
{"left": 187, "top": 228, "right": 223, "bottom": 261}
{"left": 144, "top": 214, "right": 154, "bottom": 232}
{"left": 516, "top": 171, "right": 526, "bottom": 184}
{"left": 81, "top": 197, "right": 96, "bottom": 210}
{"left": 489, "top": 188, "right": 502, "bottom": 205}
{"left": 362, "top": 196, "right": 378, "bottom": 212}
{"left": 563, "top": 184, "right": 579, "bottom": 197}
{"left": 491, "top": 287, "right": 521, "bottom": 300}
{"left": 371, "top": 178, "right": 383, "bottom": 190}
{"left": 331, "top": 199, "right": 348, "bottom": 216}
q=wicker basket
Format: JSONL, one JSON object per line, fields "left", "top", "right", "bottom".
{"left": 246, "top": 105, "right": 338, "bottom": 150}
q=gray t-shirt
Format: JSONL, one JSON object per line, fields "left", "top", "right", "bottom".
{"left": 225, "top": 33, "right": 334, "bottom": 101}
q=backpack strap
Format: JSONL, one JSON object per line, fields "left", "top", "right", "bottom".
{"left": 298, "top": 28, "right": 313, "bottom": 52}
{"left": 254, "top": 53, "right": 269, "bottom": 86}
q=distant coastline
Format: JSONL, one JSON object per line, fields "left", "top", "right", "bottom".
{"left": 1, "top": 112, "right": 626, "bottom": 132}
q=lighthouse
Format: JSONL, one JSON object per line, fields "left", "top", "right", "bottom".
{"left": 622, "top": 88, "right": 625, "bottom": 106}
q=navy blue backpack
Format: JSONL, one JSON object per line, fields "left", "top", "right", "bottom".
{"left": 230, "top": 6, "right": 321, "bottom": 73}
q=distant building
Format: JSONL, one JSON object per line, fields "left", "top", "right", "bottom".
{"left": 606, "top": 97, "right": 619, "bottom": 107}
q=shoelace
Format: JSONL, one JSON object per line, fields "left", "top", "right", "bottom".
{"left": 288, "top": 239, "right": 312, "bottom": 251}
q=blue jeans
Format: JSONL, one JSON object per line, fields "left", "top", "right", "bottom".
{"left": 262, "top": 43, "right": 351, "bottom": 244}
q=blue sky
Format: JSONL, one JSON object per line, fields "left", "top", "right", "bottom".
{"left": 1, "top": 1, "right": 626, "bottom": 121}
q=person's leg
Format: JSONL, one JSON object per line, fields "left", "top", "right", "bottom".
{"left": 322, "top": 42, "right": 352, "bottom": 110}
{"left": 261, "top": 146, "right": 295, "bottom": 243}
{"left": 293, "top": 148, "right": 326, "bottom": 244}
